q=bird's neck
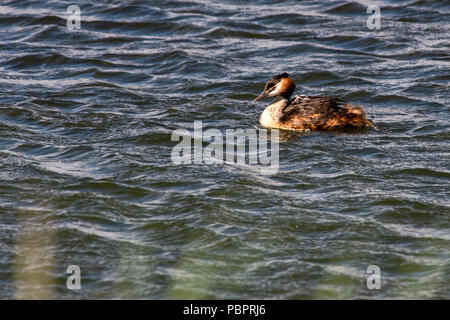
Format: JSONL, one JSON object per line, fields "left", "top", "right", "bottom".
{"left": 267, "top": 96, "right": 289, "bottom": 120}
{"left": 273, "top": 95, "right": 288, "bottom": 103}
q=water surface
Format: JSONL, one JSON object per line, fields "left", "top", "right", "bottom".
{"left": 0, "top": 0, "right": 449, "bottom": 299}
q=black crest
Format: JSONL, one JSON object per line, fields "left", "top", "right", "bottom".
{"left": 264, "top": 72, "right": 290, "bottom": 91}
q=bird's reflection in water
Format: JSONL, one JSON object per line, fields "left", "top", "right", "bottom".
{"left": 276, "top": 129, "right": 306, "bottom": 142}
{"left": 262, "top": 128, "right": 306, "bottom": 142}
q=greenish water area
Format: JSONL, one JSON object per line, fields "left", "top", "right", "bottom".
{"left": 0, "top": 0, "right": 449, "bottom": 299}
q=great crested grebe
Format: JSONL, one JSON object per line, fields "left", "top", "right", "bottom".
{"left": 253, "top": 73, "right": 375, "bottom": 131}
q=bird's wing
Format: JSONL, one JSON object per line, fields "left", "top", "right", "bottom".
{"left": 279, "top": 96, "right": 346, "bottom": 130}
{"left": 282, "top": 96, "right": 344, "bottom": 118}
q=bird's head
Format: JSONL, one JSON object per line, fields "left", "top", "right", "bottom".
{"left": 253, "top": 72, "right": 296, "bottom": 103}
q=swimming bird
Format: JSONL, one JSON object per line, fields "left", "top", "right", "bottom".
{"left": 253, "top": 73, "right": 375, "bottom": 131}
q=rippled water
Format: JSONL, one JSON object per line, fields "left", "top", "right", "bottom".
{"left": 0, "top": 0, "right": 449, "bottom": 299}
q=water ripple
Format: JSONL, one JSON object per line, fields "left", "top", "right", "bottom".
{"left": 0, "top": 0, "right": 449, "bottom": 299}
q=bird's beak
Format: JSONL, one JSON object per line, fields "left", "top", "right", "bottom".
{"left": 252, "top": 91, "right": 269, "bottom": 104}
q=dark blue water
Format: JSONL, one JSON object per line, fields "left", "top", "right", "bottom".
{"left": 0, "top": 0, "right": 449, "bottom": 299}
